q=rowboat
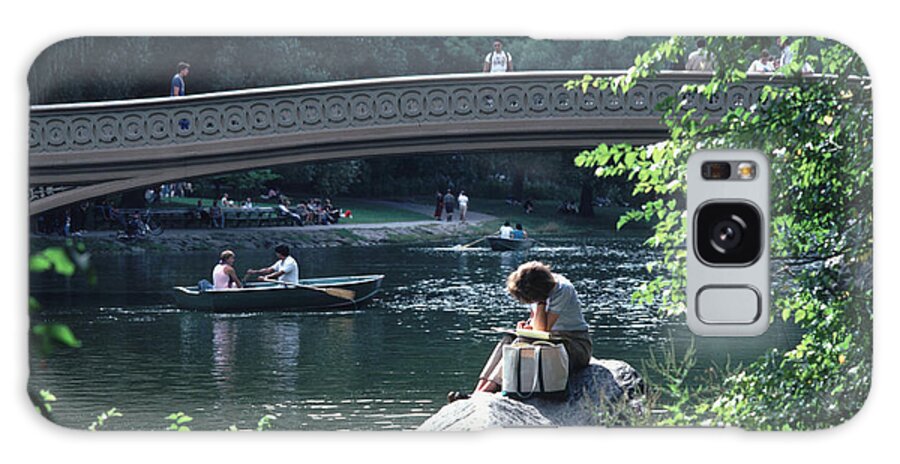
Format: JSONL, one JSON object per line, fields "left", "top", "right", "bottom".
{"left": 171, "top": 274, "right": 384, "bottom": 311}
{"left": 486, "top": 237, "right": 536, "bottom": 251}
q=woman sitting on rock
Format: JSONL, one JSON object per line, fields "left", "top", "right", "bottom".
{"left": 449, "top": 261, "right": 593, "bottom": 402}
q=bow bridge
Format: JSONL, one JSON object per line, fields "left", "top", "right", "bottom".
{"left": 29, "top": 71, "right": 772, "bottom": 215}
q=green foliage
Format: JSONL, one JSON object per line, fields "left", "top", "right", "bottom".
{"left": 37, "top": 389, "right": 57, "bottom": 415}
{"left": 640, "top": 339, "right": 727, "bottom": 427}
{"left": 32, "top": 324, "right": 81, "bottom": 350}
{"left": 165, "top": 412, "right": 193, "bottom": 432}
{"left": 88, "top": 408, "right": 123, "bottom": 431}
{"left": 193, "top": 169, "right": 282, "bottom": 199}
{"left": 29, "top": 247, "right": 76, "bottom": 276}
{"left": 30, "top": 241, "right": 93, "bottom": 355}
{"left": 272, "top": 161, "right": 364, "bottom": 197}
{"left": 571, "top": 37, "right": 872, "bottom": 429}
{"left": 256, "top": 414, "right": 277, "bottom": 432}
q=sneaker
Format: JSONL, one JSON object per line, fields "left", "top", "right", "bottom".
{"left": 446, "top": 391, "right": 470, "bottom": 404}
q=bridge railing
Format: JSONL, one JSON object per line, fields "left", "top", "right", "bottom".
{"left": 29, "top": 71, "right": 780, "bottom": 156}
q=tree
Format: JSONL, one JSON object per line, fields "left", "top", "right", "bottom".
{"left": 568, "top": 36, "right": 872, "bottom": 429}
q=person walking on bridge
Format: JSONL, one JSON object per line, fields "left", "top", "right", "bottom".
{"left": 170, "top": 62, "right": 190, "bottom": 96}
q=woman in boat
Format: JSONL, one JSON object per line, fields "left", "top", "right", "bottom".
{"left": 246, "top": 244, "right": 300, "bottom": 284}
{"left": 449, "top": 261, "right": 592, "bottom": 401}
{"left": 512, "top": 223, "right": 528, "bottom": 239}
{"left": 212, "top": 250, "right": 243, "bottom": 289}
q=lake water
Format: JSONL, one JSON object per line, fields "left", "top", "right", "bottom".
{"left": 29, "top": 237, "right": 802, "bottom": 430}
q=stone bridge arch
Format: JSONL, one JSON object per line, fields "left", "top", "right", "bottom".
{"left": 29, "top": 71, "right": 771, "bottom": 214}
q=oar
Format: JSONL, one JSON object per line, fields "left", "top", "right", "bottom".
{"left": 262, "top": 277, "right": 356, "bottom": 301}
{"left": 455, "top": 236, "right": 488, "bottom": 250}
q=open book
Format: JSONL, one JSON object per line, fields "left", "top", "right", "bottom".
{"left": 491, "top": 327, "right": 560, "bottom": 341}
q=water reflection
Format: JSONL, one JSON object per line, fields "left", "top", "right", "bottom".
{"left": 211, "top": 318, "right": 237, "bottom": 393}
{"left": 29, "top": 237, "right": 802, "bottom": 430}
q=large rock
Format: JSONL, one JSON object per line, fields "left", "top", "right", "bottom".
{"left": 417, "top": 358, "right": 644, "bottom": 431}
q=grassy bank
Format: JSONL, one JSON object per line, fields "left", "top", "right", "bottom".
{"left": 402, "top": 197, "right": 651, "bottom": 238}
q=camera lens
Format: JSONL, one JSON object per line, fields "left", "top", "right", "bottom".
{"left": 710, "top": 218, "right": 744, "bottom": 251}
{"left": 695, "top": 202, "right": 762, "bottom": 265}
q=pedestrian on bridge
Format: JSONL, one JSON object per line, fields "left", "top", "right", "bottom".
{"left": 170, "top": 62, "right": 190, "bottom": 96}
{"left": 686, "top": 38, "right": 715, "bottom": 71}
{"left": 483, "top": 40, "right": 513, "bottom": 73}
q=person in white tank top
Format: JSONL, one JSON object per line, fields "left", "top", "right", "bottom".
{"left": 212, "top": 250, "right": 243, "bottom": 289}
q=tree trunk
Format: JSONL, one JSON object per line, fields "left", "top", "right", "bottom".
{"left": 578, "top": 179, "right": 595, "bottom": 218}
{"left": 511, "top": 166, "right": 525, "bottom": 202}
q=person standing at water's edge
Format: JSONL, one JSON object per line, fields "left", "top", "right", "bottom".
{"left": 170, "top": 62, "right": 190, "bottom": 96}
{"left": 443, "top": 189, "right": 456, "bottom": 222}
{"left": 434, "top": 190, "right": 444, "bottom": 221}
{"left": 212, "top": 250, "right": 243, "bottom": 289}
{"left": 457, "top": 190, "right": 469, "bottom": 223}
{"left": 247, "top": 244, "right": 299, "bottom": 284}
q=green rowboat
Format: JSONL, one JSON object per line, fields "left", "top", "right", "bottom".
{"left": 486, "top": 237, "right": 535, "bottom": 251}
{"left": 172, "top": 274, "right": 384, "bottom": 311}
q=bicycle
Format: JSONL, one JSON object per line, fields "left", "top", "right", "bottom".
{"left": 115, "top": 209, "right": 163, "bottom": 240}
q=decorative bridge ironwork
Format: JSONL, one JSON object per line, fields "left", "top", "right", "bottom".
{"left": 29, "top": 71, "right": 774, "bottom": 215}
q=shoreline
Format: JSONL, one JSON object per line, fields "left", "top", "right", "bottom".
{"left": 28, "top": 200, "right": 651, "bottom": 255}
{"left": 29, "top": 220, "right": 489, "bottom": 255}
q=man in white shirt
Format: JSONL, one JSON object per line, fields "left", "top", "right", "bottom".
{"left": 686, "top": 38, "right": 714, "bottom": 71}
{"left": 220, "top": 193, "right": 234, "bottom": 207}
{"left": 483, "top": 40, "right": 513, "bottom": 73}
{"left": 457, "top": 190, "right": 470, "bottom": 222}
{"left": 247, "top": 244, "right": 299, "bottom": 284}
{"left": 499, "top": 221, "right": 514, "bottom": 239}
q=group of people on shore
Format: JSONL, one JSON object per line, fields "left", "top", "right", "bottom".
{"left": 195, "top": 193, "right": 344, "bottom": 229}
{"left": 145, "top": 182, "right": 194, "bottom": 203}
{"left": 434, "top": 189, "right": 470, "bottom": 222}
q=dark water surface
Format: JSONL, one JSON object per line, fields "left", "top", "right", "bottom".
{"left": 29, "top": 237, "right": 802, "bottom": 430}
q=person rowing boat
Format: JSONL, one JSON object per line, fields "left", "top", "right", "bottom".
{"left": 246, "top": 244, "right": 300, "bottom": 284}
